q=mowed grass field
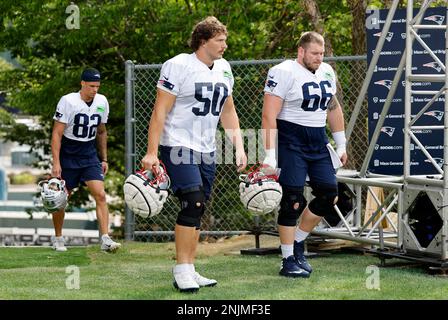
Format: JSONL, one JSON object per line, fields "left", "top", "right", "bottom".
{"left": 0, "top": 235, "right": 447, "bottom": 300}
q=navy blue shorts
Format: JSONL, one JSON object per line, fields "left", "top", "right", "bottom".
{"left": 278, "top": 143, "right": 336, "bottom": 189}
{"left": 61, "top": 164, "right": 104, "bottom": 191}
{"left": 160, "top": 145, "right": 216, "bottom": 200}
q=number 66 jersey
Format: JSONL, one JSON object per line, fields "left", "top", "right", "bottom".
{"left": 53, "top": 92, "right": 109, "bottom": 168}
{"left": 157, "top": 53, "right": 234, "bottom": 153}
{"left": 264, "top": 59, "right": 337, "bottom": 128}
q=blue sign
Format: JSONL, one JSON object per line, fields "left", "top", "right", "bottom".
{"left": 366, "top": 7, "right": 446, "bottom": 175}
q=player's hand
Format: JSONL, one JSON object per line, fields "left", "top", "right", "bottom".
{"left": 101, "top": 161, "right": 108, "bottom": 175}
{"left": 51, "top": 163, "right": 62, "bottom": 178}
{"left": 141, "top": 153, "right": 160, "bottom": 174}
{"left": 235, "top": 148, "right": 247, "bottom": 172}
{"left": 340, "top": 152, "right": 348, "bottom": 166}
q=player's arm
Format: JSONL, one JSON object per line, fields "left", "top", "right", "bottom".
{"left": 96, "top": 123, "right": 108, "bottom": 174}
{"left": 142, "top": 88, "right": 175, "bottom": 171}
{"left": 51, "top": 121, "right": 66, "bottom": 178}
{"left": 220, "top": 96, "right": 247, "bottom": 172}
{"left": 261, "top": 93, "right": 283, "bottom": 169}
{"left": 327, "top": 96, "right": 348, "bottom": 165}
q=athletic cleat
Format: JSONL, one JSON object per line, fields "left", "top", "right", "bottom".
{"left": 51, "top": 236, "right": 67, "bottom": 252}
{"left": 173, "top": 271, "right": 200, "bottom": 293}
{"left": 101, "top": 236, "right": 121, "bottom": 253}
{"left": 279, "top": 255, "right": 310, "bottom": 278}
{"left": 192, "top": 272, "right": 217, "bottom": 287}
{"left": 294, "top": 240, "right": 313, "bottom": 273}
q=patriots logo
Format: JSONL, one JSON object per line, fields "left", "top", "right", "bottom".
{"left": 425, "top": 157, "right": 444, "bottom": 168}
{"left": 374, "top": 31, "right": 394, "bottom": 42}
{"left": 380, "top": 126, "right": 395, "bottom": 137}
{"left": 158, "top": 79, "right": 174, "bottom": 90}
{"left": 424, "top": 110, "right": 444, "bottom": 121}
{"left": 265, "top": 79, "right": 278, "bottom": 91}
{"left": 373, "top": 97, "right": 378, "bottom": 103}
{"left": 54, "top": 111, "right": 63, "bottom": 119}
{"left": 374, "top": 79, "right": 393, "bottom": 90}
{"left": 423, "top": 61, "right": 442, "bottom": 73}
{"left": 424, "top": 15, "right": 445, "bottom": 25}
{"left": 401, "top": 33, "right": 406, "bottom": 39}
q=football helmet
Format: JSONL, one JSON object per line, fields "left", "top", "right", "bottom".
{"left": 38, "top": 177, "right": 68, "bottom": 213}
{"left": 123, "top": 163, "right": 170, "bottom": 218}
{"left": 239, "top": 163, "right": 282, "bottom": 215}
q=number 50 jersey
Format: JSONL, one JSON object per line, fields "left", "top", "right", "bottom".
{"left": 158, "top": 53, "right": 234, "bottom": 153}
{"left": 264, "top": 60, "right": 337, "bottom": 128}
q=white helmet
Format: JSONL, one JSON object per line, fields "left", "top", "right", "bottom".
{"left": 38, "top": 177, "right": 68, "bottom": 213}
{"left": 123, "top": 164, "right": 170, "bottom": 218}
{"left": 239, "top": 164, "right": 282, "bottom": 215}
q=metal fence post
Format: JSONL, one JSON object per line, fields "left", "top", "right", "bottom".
{"left": 124, "top": 60, "right": 135, "bottom": 241}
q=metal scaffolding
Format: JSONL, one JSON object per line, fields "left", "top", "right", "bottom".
{"left": 321, "top": 0, "right": 448, "bottom": 266}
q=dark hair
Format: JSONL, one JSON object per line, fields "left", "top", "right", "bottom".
{"left": 189, "top": 16, "right": 227, "bottom": 51}
{"left": 297, "top": 31, "right": 324, "bottom": 49}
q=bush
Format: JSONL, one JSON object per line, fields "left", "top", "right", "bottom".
{"left": 9, "top": 171, "right": 36, "bottom": 184}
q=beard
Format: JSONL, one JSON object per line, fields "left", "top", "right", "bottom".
{"left": 303, "top": 57, "right": 320, "bottom": 72}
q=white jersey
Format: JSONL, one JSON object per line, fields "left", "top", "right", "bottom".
{"left": 264, "top": 60, "right": 337, "bottom": 127}
{"left": 53, "top": 92, "right": 109, "bottom": 141}
{"left": 157, "top": 53, "right": 234, "bottom": 153}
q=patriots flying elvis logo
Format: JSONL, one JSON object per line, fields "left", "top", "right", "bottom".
{"left": 54, "top": 111, "right": 63, "bottom": 119}
{"left": 424, "top": 157, "right": 444, "bottom": 167}
{"left": 374, "top": 31, "right": 394, "bottom": 42}
{"left": 265, "top": 79, "right": 277, "bottom": 91}
{"left": 424, "top": 110, "right": 444, "bottom": 121}
{"left": 380, "top": 126, "right": 395, "bottom": 137}
{"left": 424, "top": 15, "right": 445, "bottom": 25}
{"left": 423, "top": 62, "right": 442, "bottom": 73}
{"left": 374, "top": 79, "right": 393, "bottom": 90}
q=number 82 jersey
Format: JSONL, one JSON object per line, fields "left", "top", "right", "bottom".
{"left": 54, "top": 92, "right": 109, "bottom": 142}
{"left": 264, "top": 60, "right": 337, "bottom": 128}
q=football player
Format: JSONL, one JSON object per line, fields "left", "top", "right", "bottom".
{"left": 50, "top": 68, "right": 121, "bottom": 252}
{"left": 141, "top": 16, "right": 247, "bottom": 292}
{"left": 262, "top": 31, "right": 348, "bottom": 278}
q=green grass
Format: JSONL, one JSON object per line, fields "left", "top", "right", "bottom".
{"left": 0, "top": 241, "right": 447, "bottom": 300}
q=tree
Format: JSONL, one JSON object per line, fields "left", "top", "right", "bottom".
{"left": 0, "top": 0, "right": 358, "bottom": 211}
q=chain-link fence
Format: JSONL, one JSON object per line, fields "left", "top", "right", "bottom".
{"left": 124, "top": 56, "right": 368, "bottom": 240}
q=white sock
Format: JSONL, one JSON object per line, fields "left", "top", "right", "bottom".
{"left": 187, "top": 264, "right": 195, "bottom": 273}
{"left": 295, "top": 228, "right": 309, "bottom": 243}
{"left": 281, "top": 244, "right": 294, "bottom": 259}
{"left": 101, "top": 234, "right": 110, "bottom": 242}
{"left": 173, "top": 263, "right": 190, "bottom": 274}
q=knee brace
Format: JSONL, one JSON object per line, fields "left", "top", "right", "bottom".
{"left": 176, "top": 187, "right": 206, "bottom": 228}
{"left": 277, "top": 187, "right": 307, "bottom": 226}
{"left": 308, "top": 184, "right": 338, "bottom": 217}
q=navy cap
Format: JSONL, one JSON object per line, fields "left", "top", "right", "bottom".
{"left": 81, "top": 68, "right": 101, "bottom": 82}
